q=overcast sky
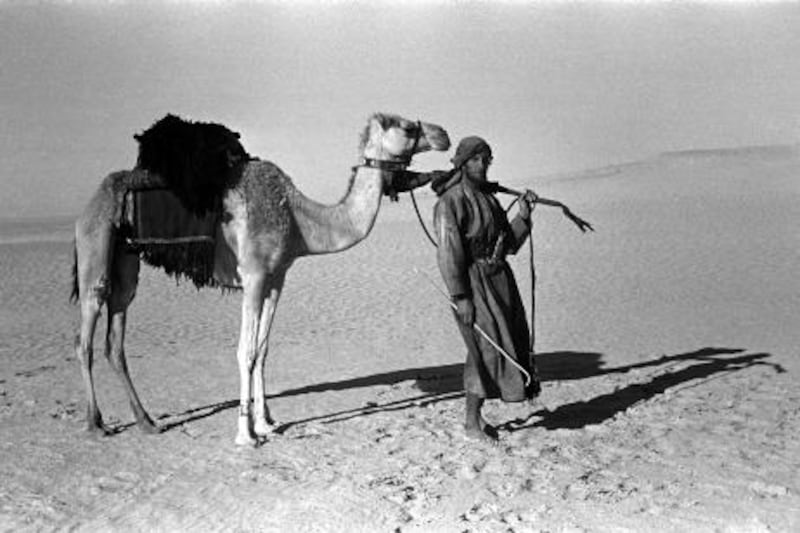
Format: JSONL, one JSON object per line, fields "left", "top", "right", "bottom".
{"left": 1, "top": 1, "right": 798, "bottom": 218}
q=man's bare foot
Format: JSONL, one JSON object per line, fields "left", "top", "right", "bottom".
{"left": 465, "top": 424, "right": 499, "bottom": 445}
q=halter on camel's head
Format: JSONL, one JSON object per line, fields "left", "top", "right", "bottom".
{"left": 357, "top": 112, "right": 451, "bottom": 201}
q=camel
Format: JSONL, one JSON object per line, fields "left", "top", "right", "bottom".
{"left": 71, "top": 112, "right": 451, "bottom": 446}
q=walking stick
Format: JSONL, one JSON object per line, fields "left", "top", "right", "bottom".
{"left": 414, "top": 268, "right": 533, "bottom": 387}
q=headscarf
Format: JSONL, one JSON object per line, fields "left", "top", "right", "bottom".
{"left": 432, "top": 136, "right": 498, "bottom": 195}
{"left": 451, "top": 136, "right": 492, "bottom": 169}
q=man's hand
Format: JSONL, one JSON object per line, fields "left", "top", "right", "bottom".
{"left": 518, "top": 189, "right": 539, "bottom": 220}
{"left": 454, "top": 297, "right": 475, "bottom": 327}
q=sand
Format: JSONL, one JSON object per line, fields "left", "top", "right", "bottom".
{"left": 1, "top": 146, "right": 799, "bottom": 532}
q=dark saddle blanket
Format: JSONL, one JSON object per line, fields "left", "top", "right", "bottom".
{"left": 123, "top": 188, "right": 220, "bottom": 288}
{"left": 124, "top": 188, "right": 218, "bottom": 244}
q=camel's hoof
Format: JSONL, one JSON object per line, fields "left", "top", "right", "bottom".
{"left": 138, "top": 421, "right": 162, "bottom": 435}
{"left": 254, "top": 421, "right": 279, "bottom": 438}
{"left": 86, "top": 423, "right": 114, "bottom": 437}
{"left": 234, "top": 433, "right": 259, "bottom": 447}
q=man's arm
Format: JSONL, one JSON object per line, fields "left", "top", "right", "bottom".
{"left": 434, "top": 197, "right": 474, "bottom": 326}
{"left": 506, "top": 190, "right": 536, "bottom": 254}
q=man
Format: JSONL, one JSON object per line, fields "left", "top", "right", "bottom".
{"left": 433, "top": 136, "right": 540, "bottom": 443}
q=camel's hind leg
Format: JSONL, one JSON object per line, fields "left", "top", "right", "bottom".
{"left": 253, "top": 272, "right": 286, "bottom": 438}
{"left": 76, "top": 295, "right": 108, "bottom": 434}
{"left": 74, "top": 220, "right": 114, "bottom": 435}
{"left": 104, "top": 249, "right": 159, "bottom": 434}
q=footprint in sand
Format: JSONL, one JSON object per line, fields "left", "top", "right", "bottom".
{"left": 749, "top": 481, "right": 789, "bottom": 498}
{"left": 14, "top": 365, "right": 56, "bottom": 379}
{"left": 49, "top": 399, "right": 79, "bottom": 421}
{"left": 89, "top": 471, "right": 141, "bottom": 495}
{"left": 461, "top": 501, "right": 501, "bottom": 523}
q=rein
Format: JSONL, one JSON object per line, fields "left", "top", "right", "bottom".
{"left": 409, "top": 189, "right": 438, "bottom": 246}
{"left": 357, "top": 158, "right": 410, "bottom": 172}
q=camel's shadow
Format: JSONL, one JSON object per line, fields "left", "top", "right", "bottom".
{"left": 148, "top": 346, "right": 783, "bottom": 434}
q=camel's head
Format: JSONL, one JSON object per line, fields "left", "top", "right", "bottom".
{"left": 359, "top": 112, "right": 451, "bottom": 165}
{"left": 359, "top": 112, "right": 450, "bottom": 200}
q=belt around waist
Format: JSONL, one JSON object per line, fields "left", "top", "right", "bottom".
{"left": 473, "top": 256, "right": 507, "bottom": 266}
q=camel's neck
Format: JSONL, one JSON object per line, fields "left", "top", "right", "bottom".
{"left": 288, "top": 166, "right": 384, "bottom": 256}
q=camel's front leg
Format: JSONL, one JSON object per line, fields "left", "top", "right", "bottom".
{"left": 235, "top": 274, "right": 265, "bottom": 446}
{"left": 253, "top": 273, "right": 285, "bottom": 438}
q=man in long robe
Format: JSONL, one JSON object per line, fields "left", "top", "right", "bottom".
{"left": 433, "top": 136, "right": 540, "bottom": 443}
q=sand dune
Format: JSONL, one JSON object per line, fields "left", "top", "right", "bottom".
{"left": 1, "top": 146, "right": 798, "bottom": 531}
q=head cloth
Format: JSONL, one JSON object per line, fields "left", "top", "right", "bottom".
{"left": 432, "top": 136, "right": 496, "bottom": 195}
{"left": 451, "top": 136, "right": 492, "bottom": 169}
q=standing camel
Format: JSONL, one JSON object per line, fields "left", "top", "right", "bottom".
{"left": 71, "top": 112, "right": 450, "bottom": 446}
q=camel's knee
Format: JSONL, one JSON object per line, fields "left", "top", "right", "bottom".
{"left": 75, "top": 298, "right": 103, "bottom": 359}
{"left": 103, "top": 338, "right": 123, "bottom": 366}
{"left": 76, "top": 275, "right": 111, "bottom": 309}
{"left": 104, "top": 343, "right": 132, "bottom": 378}
{"left": 91, "top": 275, "right": 111, "bottom": 302}
{"left": 104, "top": 324, "right": 129, "bottom": 367}
{"left": 75, "top": 343, "right": 94, "bottom": 366}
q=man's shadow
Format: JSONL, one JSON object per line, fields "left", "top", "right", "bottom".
{"left": 152, "top": 346, "right": 783, "bottom": 434}
{"left": 503, "top": 347, "right": 783, "bottom": 431}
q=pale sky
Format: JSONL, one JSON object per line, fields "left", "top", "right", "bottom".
{"left": 1, "top": 1, "right": 799, "bottom": 218}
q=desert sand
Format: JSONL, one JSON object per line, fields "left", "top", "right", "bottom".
{"left": 1, "top": 146, "right": 799, "bottom": 532}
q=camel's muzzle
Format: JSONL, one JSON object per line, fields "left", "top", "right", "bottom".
{"left": 382, "top": 170, "right": 433, "bottom": 202}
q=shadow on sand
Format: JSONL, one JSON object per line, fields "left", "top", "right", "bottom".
{"left": 147, "top": 346, "right": 783, "bottom": 434}
{"left": 503, "top": 347, "right": 784, "bottom": 431}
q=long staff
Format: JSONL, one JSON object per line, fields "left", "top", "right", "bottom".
{"left": 498, "top": 184, "right": 594, "bottom": 233}
{"left": 408, "top": 183, "right": 593, "bottom": 247}
{"left": 414, "top": 267, "right": 532, "bottom": 387}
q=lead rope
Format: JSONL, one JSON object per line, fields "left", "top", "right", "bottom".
{"left": 409, "top": 189, "right": 438, "bottom": 247}
{"left": 504, "top": 196, "right": 538, "bottom": 365}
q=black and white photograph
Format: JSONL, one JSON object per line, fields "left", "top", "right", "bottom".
{"left": 1, "top": 0, "right": 798, "bottom": 531}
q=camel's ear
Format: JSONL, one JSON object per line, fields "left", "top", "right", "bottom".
{"left": 373, "top": 113, "right": 397, "bottom": 131}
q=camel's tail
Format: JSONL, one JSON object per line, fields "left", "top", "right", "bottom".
{"left": 70, "top": 239, "right": 79, "bottom": 304}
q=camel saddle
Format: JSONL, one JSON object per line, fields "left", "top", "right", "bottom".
{"left": 122, "top": 187, "right": 219, "bottom": 288}
{"left": 118, "top": 113, "right": 250, "bottom": 288}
